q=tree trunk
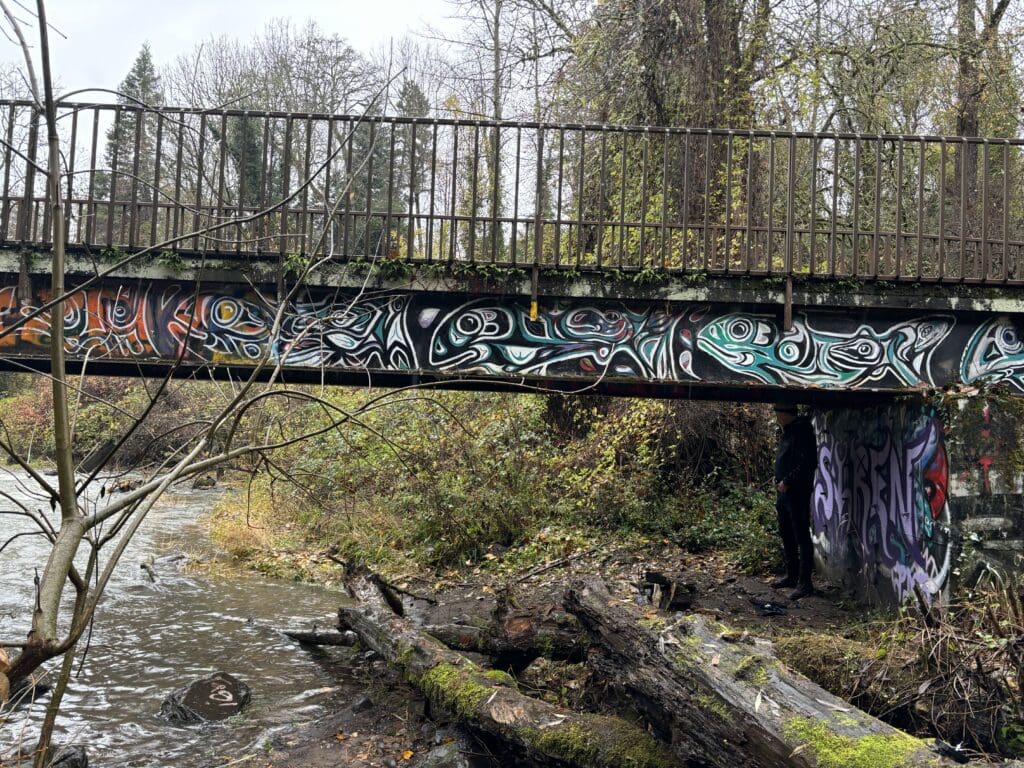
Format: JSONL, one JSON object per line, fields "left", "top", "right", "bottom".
{"left": 564, "top": 577, "right": 1019, "bottom": 768}
{"left": 956, "top": 0, "right": 980, "bottom": 219}
{"left": 337, "top": 577, "right": 684, "bottom": 768}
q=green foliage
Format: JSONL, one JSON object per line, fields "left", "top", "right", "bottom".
{"left": 156, "top": 250, "right": 185, "bottom": 273}
{"left": 664, "top": 483, "right": 781, "bottom": 574}
{"left": 211, "top": 389, "right": 779, "bottom": 577}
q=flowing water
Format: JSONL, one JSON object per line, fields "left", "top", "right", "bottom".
{"left": 0, "top": 470, "right": 358, "bottom": 766}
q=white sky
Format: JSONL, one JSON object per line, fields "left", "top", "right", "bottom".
{"left": 3, "top": 0, "right": 454, "bottom": 98}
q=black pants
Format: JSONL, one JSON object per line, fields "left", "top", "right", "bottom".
{"left": 776, "top": 490, "right": 813, "bottom": 585}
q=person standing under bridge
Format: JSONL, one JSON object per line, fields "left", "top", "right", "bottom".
{"left": 771, "top": 403, "right": 817, "bottom": 601}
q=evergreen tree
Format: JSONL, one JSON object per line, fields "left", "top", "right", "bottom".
{"left": 394, "top": 80, "right": 431, "bottom": 256}
{"left": 98, "top": 45, "right": 164, "bottom": 207}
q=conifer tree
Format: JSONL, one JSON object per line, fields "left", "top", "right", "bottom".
{"left": 98, "top": 44, "right": 163, "bottom": 205}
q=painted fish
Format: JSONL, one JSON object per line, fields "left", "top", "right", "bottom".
{"left": 426, "top": 300, "right": 698, "bottom": 380}
{"left": 277, "top": 294, "right": 416, "bottom": 370}
{"left": 960, "top": 317, "right": 1024, "bottom": 392}
{"left": 696, "top": 313, "right": 953, "bottom": 388}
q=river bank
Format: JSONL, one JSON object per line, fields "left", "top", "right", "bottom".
{"left": 0, "top": 471, "right": 433, "bottom": 768}
{"left": 214, "top": 507, "right": 872, "bottom": 768}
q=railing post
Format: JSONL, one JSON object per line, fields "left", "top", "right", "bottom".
{"left": 534, "top": 127, "right": 544, "bottom": 268}
{"left": 531, "top": 128, "right": 545, "bottom": 320}
{"left": 785, "top": 134, "right": 795, "bottom": 277}
{"left": 16, "top": 112, "right": 40, "bottom": 243}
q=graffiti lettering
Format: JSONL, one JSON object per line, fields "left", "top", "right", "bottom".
{"left": 812, "top": 407, "right": 952, "bottom": 604}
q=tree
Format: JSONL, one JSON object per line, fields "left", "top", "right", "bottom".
{"left": 0, "top": 6, "right": 404, "bottom": 765}
{"left": 394, "top": 79, "right": 432, "bottom": 256}
{"left": 96, "top": 44, "right": 163, "bottom": 202}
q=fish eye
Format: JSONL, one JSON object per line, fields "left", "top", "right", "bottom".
{"left": 729, "top": 318, "right": 752, "bottom": 339}
{"left": 213, "top": 299, "right": 238, "bottom": 324}
{"left": 456, "top": 314, "right": 482, "bottom": 334}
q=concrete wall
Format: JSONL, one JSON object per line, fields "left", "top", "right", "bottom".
{"left": 811, "top": 400, "right": 1024, "bottom": 606}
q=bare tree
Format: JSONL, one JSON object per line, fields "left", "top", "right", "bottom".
{"left": 0, "top": 5, "right": 414, "bottom": 765}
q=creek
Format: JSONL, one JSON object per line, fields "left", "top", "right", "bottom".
{"left": 0, "top": 470, "right": 356, "bottom": 766}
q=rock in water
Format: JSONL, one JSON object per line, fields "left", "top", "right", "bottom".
{"left": 49, "top": 745, "right": 88, "bottom": 768}
{"left": 160, "top": 672, "right": 251, "bottom": 724}
{"left": 192, "top": 475, "right": 217, "bottom": 490}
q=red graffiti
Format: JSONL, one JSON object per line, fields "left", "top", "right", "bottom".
{"left": 923, "top": 437, "right": 948, "bottom": 520}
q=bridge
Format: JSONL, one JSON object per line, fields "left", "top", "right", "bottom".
{"left": 1, "top": 100, "right": 1022, "bottom": 402}
{"left": 1, "top": 100, "right": 1022, "bottom": 605}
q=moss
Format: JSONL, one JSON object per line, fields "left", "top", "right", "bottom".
{"left": 694, "top": 692, "right": 730, "bottom": 720}
{"left": 483, "top": 669, "right": 517, "bottom": 687}
{"left": 783, "top": 716, "right": 931, "bottom": 768}
{"left": 639, "top": 615, "right": 667, "bottom": 632}
{"left": 527, "top": 715, "right": 680, "bottom": 768}
{"left": 733, "top": 655, "right": 772, "bottom": 686}
{"left": 673, "top": 634, "right": 703, "bottom": 669}
{"left": 537, "top": 632, "right": 556, "bottom": 659}
{"left": 774, "top": 633, "right": 881, "bottom": 698}
{"left": 418, "top": 662, "right": 494, "bottom": 718}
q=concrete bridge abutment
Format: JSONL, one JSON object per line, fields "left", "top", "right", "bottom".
{"left": 810, "top": 397, "right": 1024, "bottom": 606}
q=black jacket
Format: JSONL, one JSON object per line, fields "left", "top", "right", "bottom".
{"left": 774, "top": 416, "right": 817, "bottom": 494}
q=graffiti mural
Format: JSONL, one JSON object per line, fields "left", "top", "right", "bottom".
{"left": 812, "top": 406, "right": 953, "bottom": 603}
{"left": 697, "top": 313, "right": 954, "bottom": 387}
{"left": 961, "top": 317, "right": 1024, "bottom": 392}
{"left": 426, "top": 301, "right": 700, "bottom": 379}
{"left": 0, "top": 279, "right": 1023, "bottom": 396}
{"left": 277, "top": 294, "right": 418, "bottom": 370}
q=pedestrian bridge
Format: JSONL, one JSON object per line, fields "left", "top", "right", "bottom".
{"left": 1, "top": 100, "right": 1022, "bottom": 401}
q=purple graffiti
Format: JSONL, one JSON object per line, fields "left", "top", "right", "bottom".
{"left": 812, "top": 407, "right": 952, "bottom": 603}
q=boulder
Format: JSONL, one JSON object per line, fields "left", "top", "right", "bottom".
{"left": 192, "top": 475, "right": 217, "bottom": 490}
{"left": 416, "top": 743, "right": 473, "bottom": 768}
{"left": 160, "top": 672, "right": 250, "bottom": 725}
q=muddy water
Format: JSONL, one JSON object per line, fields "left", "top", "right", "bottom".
{"left": 0, "top": 471, "right": 357, "bottom": 766}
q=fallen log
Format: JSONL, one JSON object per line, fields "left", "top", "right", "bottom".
{"left": 363, "top": 579, "right": 588, "bottom": 663}
{"left": 565, "top": 577, "right": 1023, "bottom": 768}
{"left": 283, "top": 629, "right": 358, "bottom": 647}
{"left": 338, "top": 577, "right": 683, "bottom": 768}
{"left": 422, "top": 607, "right": 586, "bottom": 663}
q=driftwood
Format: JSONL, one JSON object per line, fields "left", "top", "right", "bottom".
{"left": 360, "top": 575, "right": 587, "bottom": 663}
{"left": 565, "top": 577, "right": 1024, "bottom": 768}
{"left": 338, "top": 577, "right": 683, "bottom": 768}
{"left": 421, "top": 602, "right": 586, "bottom": 663}
{"left": 283, "top": 629, "right": 358, "bottom": 647}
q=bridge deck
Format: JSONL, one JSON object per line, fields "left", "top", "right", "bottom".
{"left": 3, "top": 101, "right": 1024, "bottom": 284}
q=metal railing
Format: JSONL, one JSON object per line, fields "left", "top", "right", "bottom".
{"left": 3, "top": 100, "right": 1024, "bottom": 283}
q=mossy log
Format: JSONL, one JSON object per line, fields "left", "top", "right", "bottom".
{"left": 337, "top": 578, "right": 683, "bottom": 768}
{"left": 565, "top": 577, "right": 1024, "bottom": 768}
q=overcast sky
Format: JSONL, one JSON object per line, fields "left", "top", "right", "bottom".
{"left": 3, "top": 0, "right": 454, "bottom": 97}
